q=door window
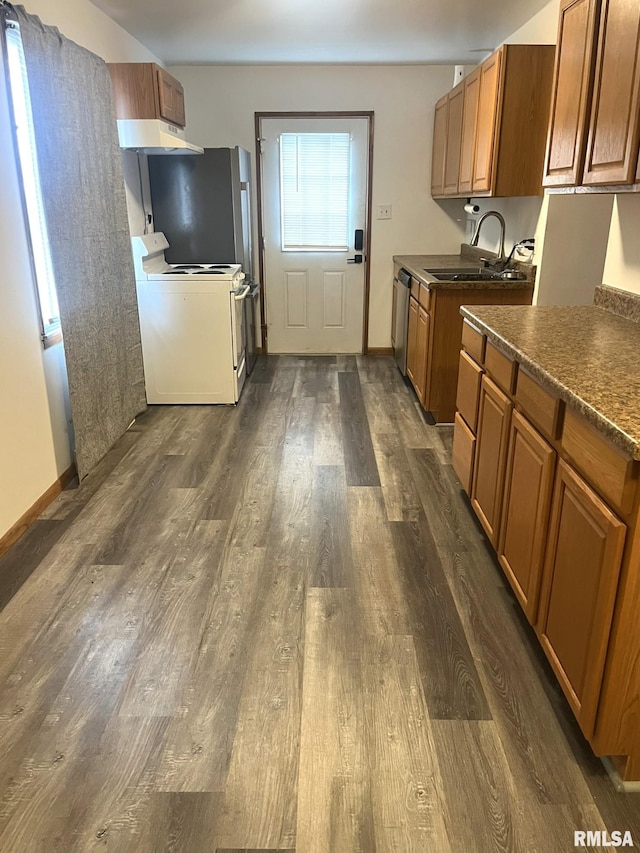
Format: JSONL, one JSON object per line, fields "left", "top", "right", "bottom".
{"left": 279, "top": 132, "right": 351, "bottom": 251}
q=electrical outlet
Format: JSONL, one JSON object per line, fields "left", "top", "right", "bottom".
{"left": 376, "top": 204, "right": 392, "bottom": 220}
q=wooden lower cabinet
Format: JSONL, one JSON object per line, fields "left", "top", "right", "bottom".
{"left": 498, "top": 411, "right": 556, "bottom": 622}
{"left": 406, "top": 297, "right": 429, "bottom": 404}
{"left": 471, "top": 376, "right": 513, "bottom": 546}
{"left": 536, "top": 459, "right": 626, "bottom": 739}
{"left": 453, "top": 329, "right": 640, "bottom": 779}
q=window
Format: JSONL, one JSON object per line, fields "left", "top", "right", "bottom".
{"left": 279, "top": 132, "right": 351, "bottom": 252}
{"left": 4, "top": 14, "right": 61, "bottom": 345}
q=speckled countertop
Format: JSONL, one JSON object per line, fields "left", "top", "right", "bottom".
{"left": 461, "top": 304, "right": 640, "bottom": 459}
{"left": 393, "top": 246, "right": 534, "bottom": 291}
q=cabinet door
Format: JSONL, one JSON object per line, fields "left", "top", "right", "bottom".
{"left": 458, "top": 69, "right": 480, "bottom": 195}
{"left": 444, "top": 84, "right": 464, "bottom": 195}
{"left": 456, "top": 349, "right": 483, "bottom": 433}
{"left": 452, "top": 412, "right": 476, "bottom": 494}
{"left": 471, "top": 376, "right": 513, "bottom": 548}
{"left": 413, "top": 305, "right": 430, "bottom": 403}
{"left": 543, "top": 0, "right": 601, "bottom": 187}
{"left": 157, "top": 67, "right": 186, "bottom": 127}
{"left": 583, "top": 0, "right": 640, "bottom": 185}
{"left": 537, "top": 459, "right": 626, "bottom": 739}
{"left": 406, "top": 296, "right": 419, "bottom": 386}
{"left": 471, "top": 375, "right": 512, "bottom": 546}
{"left": 431, "top": 95, "right": 448, "bottom": 196}
{"left": 472, "top": 50, "right": 503, "bottom": 193}
{"left": 498, "top": 412, "right": 556, "bottom": 623}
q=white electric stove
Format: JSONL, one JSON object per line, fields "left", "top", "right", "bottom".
{"left": 132, "top": 232, "right": 248, "bottom": 404}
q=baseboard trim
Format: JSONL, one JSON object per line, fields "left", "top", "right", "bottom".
{"left": 0, "top": 465, "right": 77, "bottom": 560}
{"left": 366, "top": 347, "right": 394, "bottom": 356}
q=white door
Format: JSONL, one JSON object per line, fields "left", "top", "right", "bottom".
{"left": 261, "top": 116, "right": 369, "bottom": 354}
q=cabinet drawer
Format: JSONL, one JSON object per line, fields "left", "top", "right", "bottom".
{"left": 410, "top": 278, "right": 420, "bottom": 301}
{"left": 456, "top": 349, "right": 483, "bottom": 432}
{"left": 419, "top": 283, "right": 431, "bottom": 311}
{"left": 461, "top": 320, "right": 486, "bottom": 363}
{"left": 515, "top": 369, "right": 562, "bottom": 439}
{"left": 453, "top": 412, "right": 476, "bottom": 494}
{"left": 485, "top": 340, "right": 517, "bottom": 394}
{"left": 561, "top": 408, "right": 638, "bottom": 515}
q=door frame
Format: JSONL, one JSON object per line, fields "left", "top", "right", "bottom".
{"left": 255, "top": 111, "right": 374, "bottom": 355}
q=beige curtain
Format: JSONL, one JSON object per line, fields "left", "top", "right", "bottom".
{"left": 15, "top": 5, "right": 146, "bottom": 479}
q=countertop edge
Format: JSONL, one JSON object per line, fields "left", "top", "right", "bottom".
{"left": 460, "top": 306, "right": 640, "bottom": 461}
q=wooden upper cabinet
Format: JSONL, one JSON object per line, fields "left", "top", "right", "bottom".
{"left": 537, "top": 459, "right": 626, "bottom": 739}
{"left": 472, "top": 50, "right": 503, "bottom": 193}
{"left": 431, "top": 95, "right": 448, "bottom": 196}
{"left": 443, "top": 83, "right": 464, "bottom": 194}
{"left": 543, "top": 0, "right": 601, "bottom": 187}
{"left": 583, "top": 0, "right": 640, "bottom": 185}
{"left": 157, "top": 67, "right": 185, "bottom": 127}
{"left": 108, "top": 63, "right": 187, "bottom": 128}
{"left": 458, "top": 69, "right": 480, "bottom": 195}
{"left": 431, "top": 44, "right": 554, "bottom": 198}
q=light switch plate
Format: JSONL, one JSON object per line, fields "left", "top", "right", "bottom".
{"left": 376, "top": 204, "right": 392, "bottom": 220}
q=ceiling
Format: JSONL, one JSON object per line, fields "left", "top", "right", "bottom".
{"left": 88, "top": 0, "right": 552, "bottom": 65}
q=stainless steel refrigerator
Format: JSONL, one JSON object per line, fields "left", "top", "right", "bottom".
{"left": 148, "top": 146, "right": 260, "bottom": 374}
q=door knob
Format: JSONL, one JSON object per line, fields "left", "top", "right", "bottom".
{"left": 347, "top": 254, "right": 363, "bottom": 264}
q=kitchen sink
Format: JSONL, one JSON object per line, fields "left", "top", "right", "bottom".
{"left": 430, "top": 272, "right": 500, "bottom": 281}
{"left": 423, "top": 267, "right": 527, "bottom": 282}
{"left": 423, "top": 267, "right": 484, "bottom": 276}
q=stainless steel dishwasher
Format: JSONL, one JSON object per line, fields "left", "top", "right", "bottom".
{"left": 393, "top": 268, "right": 412, "bottom": 375}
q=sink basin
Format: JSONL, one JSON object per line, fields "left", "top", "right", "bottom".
{"left": 423, "top": 266, "right": 527, "bottom": 282}
{"left": 423, "top": 267, "right": 484, "bottom": 276}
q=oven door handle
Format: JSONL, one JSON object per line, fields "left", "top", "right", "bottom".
{"left": 233, "top": 283, "right": 250, "bottom": 301}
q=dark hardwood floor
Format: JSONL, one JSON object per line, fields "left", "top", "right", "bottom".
{"left": 0, "top": 355, "right": 638, "bottom": 852}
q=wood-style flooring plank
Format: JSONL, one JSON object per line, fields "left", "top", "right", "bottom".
{"left": 347, "top": 487, "right": 412, "bottom": 637}
{"left": 153, "top": 545, "right": 269, "bottom": 793}
{"left": 389, "top": 516, "right": 491, "bottom": 721}
{"left": 309, "top": 465, "right": 353, "bottom": 588}
{"left": 134, "top": 792, "right": 223, "bottom": 853}
{"left": 371, "top": 432, "right": 423, "bottom": 522}
{"left": 364, "top": 635, "right": 453, "bottom": 852}
{"left": 296, "top": 588, "right": 371, "bottom": 853}
{"left": 313, "top": 401, "right": 344, "bottom": 466}
{"left": 116, "top": 519, "right": 228, "bottom": 718}
{"left": 213, "top": 665, "right": 300, "bottom": 850}
{"left": 338, "top": 372, "right": 381, "bottom": 487}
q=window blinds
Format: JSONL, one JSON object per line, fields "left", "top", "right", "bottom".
{"left": 280, "top": 132, "right": 351, "bottom": 252}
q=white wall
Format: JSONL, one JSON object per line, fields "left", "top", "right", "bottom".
{"left": 0, "top": 0, "right": 159, "bottom": 540}
{"left": 170, "top": 64, "right": 467, "bottom": 349}
{"left": 506, "top": 0, "right": 560, "bottom": 44}
{"left": 603, "top": 195, "right": 640, "bottom": 295}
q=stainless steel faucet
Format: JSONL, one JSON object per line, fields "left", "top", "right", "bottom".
{"left": 470, "top": 211, "right": 506, "bottom": 268}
